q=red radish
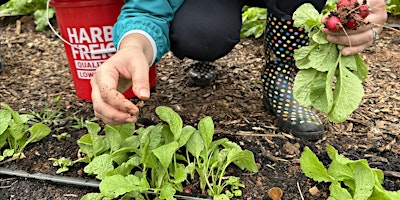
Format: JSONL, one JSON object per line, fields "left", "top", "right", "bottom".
{"left": 325, "top": 16, "right": 341, "bottom": 31}
{"left": 337, "top": 0, "right": 357, "bottom": 9}
{"left": 359, "top": 5, "right": 370, "bottom": 18}
{"left": 345, "top": 18, "right": 357, "bottom": 30}
{"left": 346, "top": 14, "right": 362, "bottom": 30}
{"left": 336, "top": 0, "right": 351, "bottom": 9}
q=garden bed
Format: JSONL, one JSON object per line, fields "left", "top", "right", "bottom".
{"left": 0, "top": 14, "right": 399, "bottom": 199}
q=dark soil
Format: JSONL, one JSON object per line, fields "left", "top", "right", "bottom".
{"left": 0, "top": 14, "right": 399, "bottom": 200}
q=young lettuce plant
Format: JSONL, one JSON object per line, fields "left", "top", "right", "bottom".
{"left": 0, "top": 103, "right": 51, "bottom": 161}
{"left": 77, "top": 106, "right": 194, "bottom": 199}
{"left": 184, "top": 116, "right": 258, "bottom": 199}
{"left": 300, "top": 145, "right": 400, "bottom": 200}
{"left": 74, "top": 106, "right": 258, "bottom": 200}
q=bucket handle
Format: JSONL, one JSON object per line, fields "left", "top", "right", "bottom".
{"left": 46, "top": 0, "right": 117, "bottom": 55}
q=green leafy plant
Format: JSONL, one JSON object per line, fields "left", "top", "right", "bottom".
{"left": 322, "top": 0, "right": 339, "bottom": 14}
{"left": 239, "top": 0, "right": 336, "bottom": 39}
{"left": 0, "top": 0, "right": 55, "bottom": 31}
{"left": 49, "top": 157, "right": 74, "bottom": 174}
{"left": 181, "top": 112, "right": 258, "bottom": 199}
{"left": 292, "top": 3, "right": 368, "bottom": 123}
{"left": 240, "top": 6, "right": 267, "bottom": 38}
{"left": 387, "top": 0, "right": 400, "bottom": 16}
{"left": 63, "top": 106, "right": 258, "bottom": 200}
{"left": 71, "top": 115, "right": 98, "bottom": 129}
{"left": 300, "top": 145, "right": 400, "bottom": 200}
{"left": 26, "top": 96, "right": 65, "bottom": 127}
{"left": 0, "top": 103, "right": 51, "bottom": 161}
{"left": 52, "top": 132, "right": 71, "bottom": 141}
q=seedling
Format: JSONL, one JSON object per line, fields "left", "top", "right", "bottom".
{"left": 49, "top": 157, "right": 74, "bottom": 174}
{"left": 66, "top": 106, "right": 258, "bottom": 200}
{"left": 300, "top": 145, "right": 400, "bottom": 199}
{"left": 52, "top": 132, "right": 71, "bottom": 141}
{"left": 26, "top": 96, "right": 65, "bottom": 127}
{"left": 0, "top": 103, "right": 51, "bottom": 161}
{"left": 71, "top": 115, "right": 98, "bottom": 129}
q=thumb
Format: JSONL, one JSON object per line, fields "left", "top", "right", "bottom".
{"left": 131, "top": 62, "right": 150, "bottom": 100}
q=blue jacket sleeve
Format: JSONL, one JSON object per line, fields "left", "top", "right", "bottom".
{"left": 113, "top": 0, "right": 184, "bottom": 62}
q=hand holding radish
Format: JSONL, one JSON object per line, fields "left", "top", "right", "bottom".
{"left": 322, "top": 0, "right": 388, "bottom": 56}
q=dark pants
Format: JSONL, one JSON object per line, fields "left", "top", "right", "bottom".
{"left": 0, "top": 0, "right": 8, "bottom": 5}
{"left": 170, "top": 0, "right": 326, "bottom": 61}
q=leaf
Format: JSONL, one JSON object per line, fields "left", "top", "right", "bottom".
{"left": 198, "top": 116, "right": 214, "bottom": 149}
{"left": 159, "top": 183, "right": 176, "bottom": 200}
{"left": 85, "top": 121, "right": 101, "bottom": 140}
{"left": 186, "top": 131, "right": 205, "bottom": 159}
{"left": 326, "top": 145, "right": 353, "bottom": 165}
{"left": 300, "top": 146, "right": 333, "bottom": 182}
{"left": 3, "top": 149, "right": 14, "bottom": 157}
{"left": 327, "top": 159, "right": 353, "bottom": 181}
{"left": 292, "top": 3, "right": 321, "bottom": 32}
{"left": 214, "top": 194, "right": 230, "bottom": 200}
{"left": 0, "top": 110, "right": 11, "bottom": 135}
{"left": 328, "top": 65, "right": 364, "bottom": 122}
{"left": 340, "top": 55, "right": 358, "bottom": 71}
{"left": 353, "top": 162, "right": 375, "bottom": 200}
{"left": 329, "top": 181, "right": 353, "bottom": 200}
{"left": 309, "top": 72, "right": 332, "bottom": 113}
{"left": 294, "top": 44, "right": 318, "bottom": 70}
{"left": 81, "top": 193, "right": 105, "bottom": 200}
{"left": 84, "top": 154, "right": 114, "bottom": 180}
{"left": 1, "top": 103, "right": 23, "bottom": 124}
{"left": 2, "top": 103, "right": 27, "bottom": 142}
{"left": 293, "top": 69, "right": 319, "bottom": 107}
{"left": 155, "top": 106, "right": 182, "bottom": 140}
{"left": 104, "top": 125, "right": 122, "bottom": 152}
{"left": 34, "top": 9, "right": 53, "bottom": 31}
{"left": 311, "top": 30, "right": 329, "bottom": 44}
{"left": 26, "top": 123, "right": 51, "bottom": 143}
{"left": 354, "top": 54, "right": 368, "bottom": 81}
{"left": 307, "top": 43, "right": 339, "bottom": 72}
{"left": 152, "top": 141, "right": 179, "bottom": 169}
{"left": 8, "top": 120, "right": 25, "bottom": 141}
{"left": 137, "top": 175, "right": 150, "bottom": 192}
{"left": 120, "top": 135, "right": 140, "bottom": 149}
{"left": 93, "top": 136, "right": 110, "bottom": 157}
{"left": 0, "top": 133, "right": 7, "bottom": 150}
{"left": 111, "top": 123, "right": 135, "bottom": 140}
{"left": 110, "top": 156, "right": 141, "bottom": 176}
{"left": 240, "top": 7, "right": 267, "bottom": 38}
{"left": 99, "top": 174, "right": 138, "bottom": 198}
{"left": 178, "top": 125, "right": 196, "bottom": 148}
{"left": 172, "top": 163, "right": 187, "bottom": 184}
{"left": 77, "top": 134, "right": 94, "bottom": 159}
{"left": 228, "top": 150, "right": 258, "bottom": 173}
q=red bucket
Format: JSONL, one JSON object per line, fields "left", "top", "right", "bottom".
{"left": 49, "top": 0, "right": 156, "bottom": 101}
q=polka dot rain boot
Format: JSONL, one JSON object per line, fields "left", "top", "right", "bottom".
{"left": 262, "top": 13, "right": 324, "bottom": 140}
{"left": 189, "top": 61, "right": 218, "bottom": 86}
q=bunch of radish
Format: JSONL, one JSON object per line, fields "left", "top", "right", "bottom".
{"left": 325, "top": 0, "right": 370, "bottom": 31}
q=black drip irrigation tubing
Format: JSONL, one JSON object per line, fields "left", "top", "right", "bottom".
{"left": 0, "top": 167, "right": 212, "bottom": 200}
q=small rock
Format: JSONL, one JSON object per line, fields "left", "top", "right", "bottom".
{"left": 309, "top": 186, "right": 319, "bottom": 196}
